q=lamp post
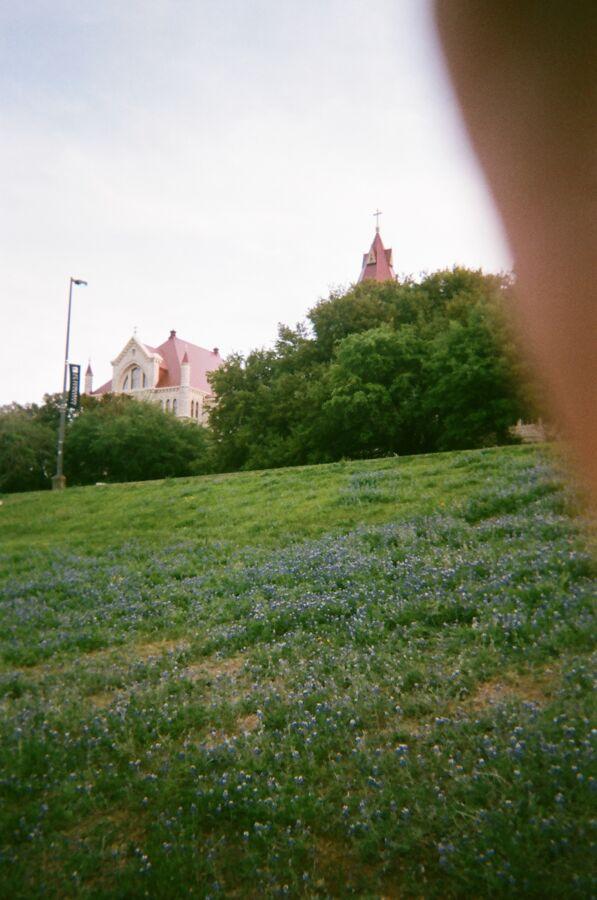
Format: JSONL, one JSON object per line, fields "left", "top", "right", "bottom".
{"left": 52, "top": 277, "right": 87, "bottom": 490}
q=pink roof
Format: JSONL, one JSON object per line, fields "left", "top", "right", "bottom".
{"left": 92, "top": 332, "right": 223, "bottom": 396}
{"left": 357, "top": 230, "right": 396, "bottom": 283}
{"left": 154, "top": 333, "right": 222, "bottom": 392}
{"left": 94, "top": 378, "right": 113, "bottom": 395}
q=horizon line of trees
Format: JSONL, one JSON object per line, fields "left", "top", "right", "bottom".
{"left": 1, "top": 267, "right": 537, "bottom": 493}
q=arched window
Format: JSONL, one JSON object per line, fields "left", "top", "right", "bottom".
{"left": 172, "top": 399, "right": 178, "bottom": 415}
{"left": 123, "top": 374, "right": 129, "bottom": 391}
{"left": 131, "top": 366, "right": 141, "bottom": 389}
{"left": 142, "top": 372, "right": 147, "bottom": 387}
{"left": 166, "top": 399, "right": 170, "bottom": 411}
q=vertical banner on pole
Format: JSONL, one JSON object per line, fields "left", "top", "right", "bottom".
{"left": 68, "top": 364, "right": 81, "bottom": 410}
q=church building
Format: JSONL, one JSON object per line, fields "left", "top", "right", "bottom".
{"left": 84, "top": 218, "right": 393, "bottom": 425}
{"left": 86, "top": 330, "right": 223, "bottom": 424}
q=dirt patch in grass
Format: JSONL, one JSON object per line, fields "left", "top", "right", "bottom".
{"left": 87, "top": 651, "right": 248, "bottom": 710}
{"left": 75, "top": 635, "right": 189, "bottom": 665}
{"left": 236, "top": 712, "right": 260, "bottom": 733}
{"left": 130, "top": 637, "right": 190, "bottom": 660}
{"left": 200, "top": 711, "right": 261, "bottom": 749}
{"left": 63, "top": 805, "right": 144, "bottom": 846}
{"left": 396, "top": 663, "right": 562, "bottom": 737}
{"left": 315, "top": 835, "right": 405, "bottom": 896}
{"left": 88, "top": 689, "right": 117, "bottom": 709}
{"left": 181, "top": 652, "right": 246, "bottom": 683}
{"left": 10, "top": 659, "right": 64, "bottom": 679}
{"left": 56, "top": 806, "right": 148, "bottom": 892}
{"left": 464, "top": 663, "right": 561, "bottom": 712}
{"left": 11, "top": 636, "right": 190, "bottom": 679}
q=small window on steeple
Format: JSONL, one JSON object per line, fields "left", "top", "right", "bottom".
{"left": 367, "top": 250, "right": 376, "bottom": 265}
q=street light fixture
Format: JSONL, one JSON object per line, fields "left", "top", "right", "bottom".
{"left": 52, "top": 277, "right": 88, "bottom": 490}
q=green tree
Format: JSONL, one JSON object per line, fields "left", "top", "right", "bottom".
{"left": 64, "top": 395, "right": 211, "bottom": 485}
{"left": 308, "top": 281, "right": 403, "bottom": 359}
{"left": 423, "top": 300, "right": 527, "bottom": 449}
{"left": 208, "top": 325, "right": 327, "bottom": 471}
{"left": 208, "top": 267, "right": 532, "bottom": 469}
{"left": 0, "top": 405, "right": 55, "bottom": 493}
{"left": 320, "top": 325, "right": 431, "bottom": 458}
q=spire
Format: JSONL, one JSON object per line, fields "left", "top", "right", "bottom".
{"left": 84, "top": 361, "right": 94, "bottom": 395}
{"left": 180, "top": 349, "right": 190, "bottom": 389}
{"left": 357, "top": 228, "right": 396, "bottom": 283}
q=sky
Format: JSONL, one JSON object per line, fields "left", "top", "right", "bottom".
{"left": 0, "top": 0, "right": 512, "bottom": 405}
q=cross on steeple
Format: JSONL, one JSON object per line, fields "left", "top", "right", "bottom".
{"left": 373, "top": 208, "right": 382, "bottom": 232}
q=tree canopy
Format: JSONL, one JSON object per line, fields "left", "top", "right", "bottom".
{"left": 0, "top": 394, "right": 211, "bottom": 492}
{"left": 0, "top": 404, "right": 56, "bottom": 493}
{"left": 64, "top": 394, "right": 211, "bottom": 485}
{"left": 0, "top": 267, "right": 535, "bottom": 492}
{"left": 208, "top": 268, "right": 532, "bottom": 470}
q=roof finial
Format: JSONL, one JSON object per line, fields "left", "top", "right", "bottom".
{"left": 373, "top": 208, "right": 382, "bottom": 232}
{"left": 133, "top": 325, "right": 138, "bottom": 337}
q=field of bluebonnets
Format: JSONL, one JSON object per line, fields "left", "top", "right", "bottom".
{"left": 0, "top": 444, "right": 595, "bottom": 897}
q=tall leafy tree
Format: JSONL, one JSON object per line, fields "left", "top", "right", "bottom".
{"left": 0, "top": 405, "right": 55, "bottom": 493}
{"left": 423, "top": 300, "right": 527, "bottom": 449}
{"left": 208, "top": 267, "right": 533, "bottom": 469}
{"left": 321, "top": 325, "right": 430, "bottom": 458}
{"left": 208, "top": 325, "right": 327, "bottom": 471}
{"left": 64, "top": 395, "right": 211, "bottom": 485}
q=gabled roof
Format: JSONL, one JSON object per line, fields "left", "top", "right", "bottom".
{"left": 357, "top": 230, "right": 396, "bottom": 283}
{"left": 93, "top": 378, "right": 113, "bottom": 395}
{"left": 110, "top": 337, "right": 162, "bottom": 369}
{"left": 93, "top": 331, "right": 223, "bottom": 396}
{"left": 153, "top": 332, "right": 222, "bottom": 392}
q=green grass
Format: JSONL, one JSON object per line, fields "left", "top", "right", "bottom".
{"left": 0, "top": 445, "right": 595, "bottom": 897}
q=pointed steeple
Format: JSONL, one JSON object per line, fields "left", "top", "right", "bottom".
{"left": 180, "top": 348, "right": 190, "bottom": 390}
{"left": 357, "top": 229, "right": 396, "bottom": 283}
{"left": 84, "top": 361, "right": 94, "bottom": 395}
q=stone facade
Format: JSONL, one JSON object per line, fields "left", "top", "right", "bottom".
{"left": 88, "top": 330, "right": 223, "bottom": 425}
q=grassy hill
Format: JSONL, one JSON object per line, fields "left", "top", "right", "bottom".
{"left": 0, "top": 445, "right": 594, "bottom": 897}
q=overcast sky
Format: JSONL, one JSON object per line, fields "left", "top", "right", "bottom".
{"left": 1, "top": 0, "right": 512, "bottom": 405}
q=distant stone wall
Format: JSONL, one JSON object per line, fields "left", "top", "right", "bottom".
{"left": 151, "top": 387, "right": 210, "bottom": 424}
{"left": 510, "top": 419, "right": 547, "bottom": 443}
